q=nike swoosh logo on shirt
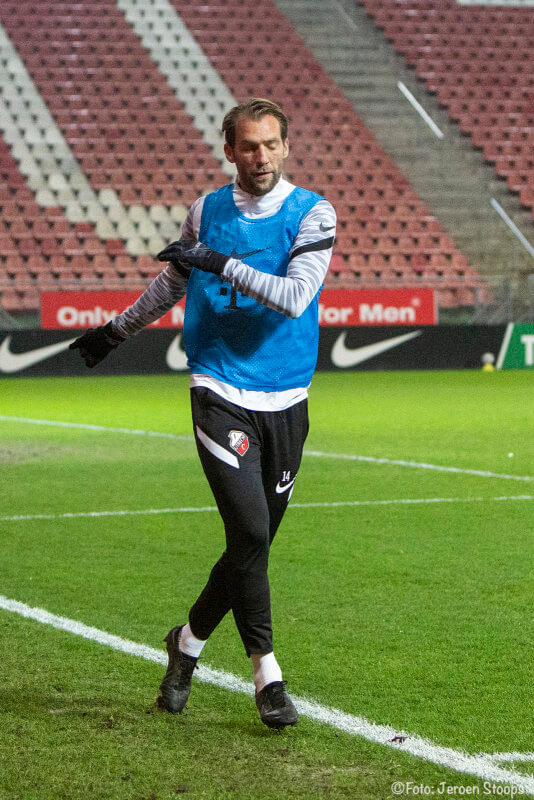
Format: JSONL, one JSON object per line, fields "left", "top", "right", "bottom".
{"left": 0, "top": 336, "right": 77, "bottom": 373}
{"left": 331, "top": 331, "right": 422, "bottom": 368}
{"left": 319, "top": 222, "right": 335, "bottom": 232}
{"left": 230, "top": 248, "right": 266, "bottom": 260}
{"left": 275, "top": 478, "right": 296, "bottom": 494}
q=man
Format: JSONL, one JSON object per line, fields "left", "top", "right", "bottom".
{"left": 70, "top": 98, "right": 336, "bottom": 730}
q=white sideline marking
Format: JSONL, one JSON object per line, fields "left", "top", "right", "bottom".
{"left": 292, "top": 495, "right": 534, "bottom": 507}
{"left": 0, "top": 594, "right": 533, "bottom": 795}
{"left": 0, "top": 415, "right": 193, "bottom": 441}
{"left": 397, "top": 81, "right": 445, "bottom": 140}
{"left": 1, "top": 495, "right": 533, "bottom": 523}
{"left": 1, "top": 415, "right": 533, "bottom": 484}
{"left": 304, "top": 449, "right": 534, "bottom": 483}
{"left": 491, "top": 199, "right": 534, "bottom": 258}
{"left": 485, "top": 753, "right": 534, "bottom": 764}
{"left": 0, "top": 507, "right": 216, "bottom": 523}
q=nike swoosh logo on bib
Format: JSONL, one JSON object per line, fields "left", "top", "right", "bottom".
{"left": 230, "top": 248, "right": 265, "bottom": 260}
{"left": 0, "top": 336, "right": 77, "bottom": 373}
{"left": 331, "top": 331, "right": 422, "bottom": 368}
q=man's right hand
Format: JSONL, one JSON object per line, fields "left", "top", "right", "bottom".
{"left": 69, "top": 321, "right": 125, "bottom": 368}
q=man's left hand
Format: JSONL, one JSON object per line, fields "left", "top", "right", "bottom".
{"left": 157, "top": 240, "right": 229, "bottom": 276}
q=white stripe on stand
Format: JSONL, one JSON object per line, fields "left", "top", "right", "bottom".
{"left": 397, "top": 81, "right": 445, "bottom": 139}
{"left": 491, "top": 198, "right": 534, "bottom": 258}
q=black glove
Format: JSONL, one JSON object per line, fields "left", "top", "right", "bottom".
{"left": 157, "top": 240, "right": 229, "bottom": 277}
{"left": 69, "top": 321, "right": 125, "bottom": 368}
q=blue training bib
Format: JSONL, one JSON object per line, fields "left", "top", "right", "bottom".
{"left": 184, "top": 183, "right": 323, "bottom": 391}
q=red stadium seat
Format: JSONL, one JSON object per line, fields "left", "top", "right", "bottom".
{"left": 359, "top": 0, "right": 534, "bottom": 219}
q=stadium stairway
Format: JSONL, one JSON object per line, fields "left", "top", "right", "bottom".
{"left": 274, "top": 0, "right": 534, "bottom": 292}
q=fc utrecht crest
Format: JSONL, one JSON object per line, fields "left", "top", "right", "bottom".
{"left": 228, "top": 430, "right": 249, "bottom": 456}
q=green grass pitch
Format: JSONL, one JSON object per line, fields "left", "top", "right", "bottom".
{"left": 0, "top": 369, "right": 533, "bottom": 799}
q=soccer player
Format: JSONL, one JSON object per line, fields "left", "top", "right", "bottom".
{"left": 70, "top": 98, "right": 336, "bottom": 729}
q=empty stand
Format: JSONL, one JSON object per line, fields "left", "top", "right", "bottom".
{"left": 359, "top": 0, "right": 534, "bottom": 220}
{"left": 169, "top": 0, "right": 481, "bottom": 305}
{"left": 0, "top": 0, "right": 228, "bottom": 207}
{"left": 0, "top": 0, "right": 484, "bottom": 316}
{"left": 0, "top": 138, "right": 144, "bottom": 308}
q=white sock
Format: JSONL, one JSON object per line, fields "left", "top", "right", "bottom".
{"left": 252, "top": 652, "right": 283, "bottom": 693}
{"left": 178, "top": 623, "right": 207, "bottom": 659}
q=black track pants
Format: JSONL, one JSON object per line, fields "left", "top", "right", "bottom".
{"left": 188, "top": 387, "right": 309, "bottom": 655}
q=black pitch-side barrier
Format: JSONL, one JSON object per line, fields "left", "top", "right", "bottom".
{"left": 0, "top": 326, "right": 509, "bottom": 377}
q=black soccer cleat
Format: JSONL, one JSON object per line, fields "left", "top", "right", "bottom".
{"left": 157, "top": 625, "right": 198, "bottom": 714}
{"left": 255, "top": 681, "right": 298, "bottom": 730}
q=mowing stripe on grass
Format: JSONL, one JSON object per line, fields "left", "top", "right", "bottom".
{"left": 1, "top": 495, "right": 534, "bottom": 523}
{"left": 1, "top": 414, "right": 533, "bottom": 484}
{"left": 0, "top": 593, "right": 532, "bottom": 795}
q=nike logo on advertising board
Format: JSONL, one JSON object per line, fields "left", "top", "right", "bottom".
{"left": 0, "top": 336, "right": 77, "bottom": 373}
{"left": 331, "top": 330, "right": 422, "bottom": 368}
{"left": 166, "top": 335, "right": 189, "bottom": 371}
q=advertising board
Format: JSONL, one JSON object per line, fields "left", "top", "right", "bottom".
{"left": 41, "top": 288, "right": 437, "bottom": 329}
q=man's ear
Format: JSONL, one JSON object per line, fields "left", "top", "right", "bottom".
{"left": 283, "top": 139, "right": 289, "bottom": 158}
{"left": 224, "top": 142, "right": 236, "bottom": 164}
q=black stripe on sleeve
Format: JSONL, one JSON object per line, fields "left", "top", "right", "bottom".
{"left": 289, "top": 236, "right": 335, "bottom": 261}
